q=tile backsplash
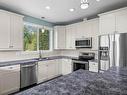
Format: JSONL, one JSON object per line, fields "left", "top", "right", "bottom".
{"left": 0, "top": 49, "right": 98, "bottom": 62}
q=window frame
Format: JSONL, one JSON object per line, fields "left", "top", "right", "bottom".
{"left": 23, "top": 22, "right": 53, "bottom": 52}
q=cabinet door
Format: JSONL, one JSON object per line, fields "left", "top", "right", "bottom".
{"left": 54, "top": 26, "right": 66, "bottom": 49}
{"left": 89, "top": 61, "right": 98, "bottom": 72}
{"left": 62, "top": 59, "right": 73, "bottom": 75}
{"left": 99, "top": 13, "right": 116, "bottom": 35}
{"left": 76, "top": 22, "right": 84, "bottom": 38}
{"left": 38, "top": 62, "right": 48, "bottom": 83}
{"left": 47, "top": 60, "right": 57, "bottom": 79}
{"left": 66, "top": 25, "right": 76, "bottom": 49}
{"left": 54, "top": 59, "right": 62, "bottom": 76}
{"left": 0, "top": 71, "right": 20, "bottom": 95}
{"left": 83, "top": 22, "right": 92, "bottom": 37}
{"left": 11, "top": 15, "right": 23, "bottom": 50}
{"left": 100, "top": 60, "right": 109, "bottom": 71}
{"left": 0, "top": 11, "right": 11, "bottom": 49}
{"left": 116, "top": 9, "right": 127, "bottom": 33}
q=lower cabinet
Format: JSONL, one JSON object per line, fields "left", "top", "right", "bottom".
{"left": 38, "top": 60, "right": 61, "bottom": 84}
{"left": 100, "top": 60, "right": 109, "bottom": 71}
{"left": 38, "top": 59, "right": 73, "bottom": 83}
{"left": 89, "top": 61, "right": 98, "bottom": 72}
{"left": 0, "top": 65, "right": 20, "bottom": 95}
{"left": 61, "top": 59, "right": 73, "bottom": 75}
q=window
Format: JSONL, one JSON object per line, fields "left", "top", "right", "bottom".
{"left": 23, "top": 23, "right": 52, "bottom": 51}
{"left": 24, "top": 25, "right": 37, "bottom": 51}
{"left": 39, "top": 28, "right": 50, "bottom": 50}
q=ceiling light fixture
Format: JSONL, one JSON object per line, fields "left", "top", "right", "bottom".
{"left": 96, "top": 0, "right": 100, "bottom": 2}
{"left": 41, "top": 27, "right": 45, "bottom": 33}
{"left": 80, "top": 0, "right": 89, "bottom": 9}
{"left": 69, "top": 8, "right": 75, "bottom": 12}
{"left": 45, "top": 6, "right": 51, "bottom": 10}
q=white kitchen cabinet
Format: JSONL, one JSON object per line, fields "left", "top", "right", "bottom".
{"left": 38, "top": 62, "right": 48, "bottom": 83}
{"left": 89, "top": 61, "right": 98, "bottom": 72}
{"left": 66, "top": 24, "right": 76, "bottom": 49}
{"left": 115, "top": 9, "right": 127, "bottom": 33}
{"left": 61, "top": 59, "right": 73, "bottom": 75}
{"left": 11, "top": 14, "right": 23, "bottom": 50}
{"left": 0, "top": 10, "right": 23, "bottom": 50}
{"left": 100, "top": 60, "right": 109, "bottom": 71}
{"left": 54, "top": 26, "right": 66, "bottom": 49}
{"left": 76, "top": 22, "right": 84, "bottom": 38}
{"left": 55, "top": 59, "right": 62, "bottom": 75}
{"left": 83, "top": 22, "right": 92, "bottom": 37}
{"left": 99, "top": 13, "right": 116, "bottom": 35}
{"left": 0, "top": 10, "right": 11, "bottom": 49}
{"left": 47, "top": 60, "right": 58, "bottom": 79}
{"left": 76, "top": 19, "right": 99, "bottom": 38}
{"left": 0, "top": 65, "right": 20, "bottom": 95}
{"left": 99, "top": 7, "right": 127, "bottom": 35}
{"left": 38, "top": 60, "right": 61, "bottom": 83}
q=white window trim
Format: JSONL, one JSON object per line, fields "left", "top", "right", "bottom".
{"left": 23, "top": 22, "right": 53, "bottom": 53}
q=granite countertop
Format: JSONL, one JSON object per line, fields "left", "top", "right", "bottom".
{"left": 15, "top": 67, "right": 127, "bottom": 95}
{"left": 0, "top": 56, "right": 78, "bottom": 67}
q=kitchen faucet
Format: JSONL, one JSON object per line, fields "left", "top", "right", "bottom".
{"left": 39, "top": 50, "right": 42, "bottom": 59}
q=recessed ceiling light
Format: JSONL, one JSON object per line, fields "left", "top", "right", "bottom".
{"left": 69, "top": 8, "right": 75, "bottom": 12}
{"left": 96, "top": 0, "right": 100, "bottom": 2}
{"left": 45, "top": 6, "right": 51, "bottom": 10}
{"left": 41, "top": 17, "right": 45, "bottom": 19}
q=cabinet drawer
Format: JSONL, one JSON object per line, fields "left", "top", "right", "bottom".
{"left": 0, "top": 65, "right": 20, "bottom": 73}
{"left": 0, "top": 69, "right": 20, "bottom": 95}
{"left": 89, "top": 61, "right": 98, "bottom": 72}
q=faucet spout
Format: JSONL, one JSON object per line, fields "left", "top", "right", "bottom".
{"left": 39, "top": 50, "right": 42, "bottom": 59}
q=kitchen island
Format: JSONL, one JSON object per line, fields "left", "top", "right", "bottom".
{"left": 15, "top": 67, "right": 127, "bottom": 95}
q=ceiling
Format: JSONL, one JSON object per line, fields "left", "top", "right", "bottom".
{"left": 0, "top": 0, "right": 127, "bottom": 25}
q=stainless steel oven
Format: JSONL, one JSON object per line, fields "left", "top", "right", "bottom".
{"left": 73, "top": 60, "right": 89, "bottom": 71}
{"left": 75, "top": 38, "right": 92, "bottom": 48}
{"left": 72, "top": 52, "right": 95, "bottom": 71}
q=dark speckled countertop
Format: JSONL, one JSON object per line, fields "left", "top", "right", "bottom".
{"left": 15, "top": 67, "right": 127, "bottom": 95}
{"left": 0, "top": 56, "right": 78, "bottom": 67}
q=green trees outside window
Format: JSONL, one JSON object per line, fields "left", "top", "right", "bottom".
{"left": 24, "top": 25, "right": 37, "bottom": 51}
{"left": 39, "top": 29, "right": 50, "bottom": 50}
{"left": 24, "top": 24, "right": 50, "bottom": 51}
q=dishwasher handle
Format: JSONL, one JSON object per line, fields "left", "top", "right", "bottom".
{"left": 21, "top": 64, "right": 37, "bottom": 68}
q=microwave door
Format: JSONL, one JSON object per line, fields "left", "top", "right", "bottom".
{"left": 75, "top": 38, "right": 92, "bottom": 48}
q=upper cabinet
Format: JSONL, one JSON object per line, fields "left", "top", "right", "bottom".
{"left": 66, "top": 24, "right": 77, "bottom": 49}
{"left": 0, "top": 11, "right": 11, "bottom": 49}
{"left": 99, "top": 13, "right": 116, "bottom": 35}
{"left": 99, "top": 7, "right": 127, "bottom": 35}
{"left": 115, "top": 9, "right": 127, "bottom": 33}
{"left": 11, "top": 15, "right": 23, "bottom": 50}
{"left": 54, "top": 18, "right": 99, "bottom": 50}
{"left": 0, "top": 10, "right": 23, "bottom": 50}
{"left": 76, "top": 19, "right": 99, "bottom": 50}
{"left": 76, "top": 19, "right": 99, "bottom": 38}
{"left": 54, "top": 26, "right": 66, "bottom": 49}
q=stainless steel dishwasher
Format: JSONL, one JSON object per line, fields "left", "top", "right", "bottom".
{"left": 20, "top": 62, "right": 37, "bottom": 88}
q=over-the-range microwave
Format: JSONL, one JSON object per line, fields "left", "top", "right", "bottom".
{"left": 75, "top": 37, "right": 92, "bottom": 48}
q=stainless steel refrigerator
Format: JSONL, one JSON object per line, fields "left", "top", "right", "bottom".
{"left": 98, "top": 33, "right": 127, "bottom": 72}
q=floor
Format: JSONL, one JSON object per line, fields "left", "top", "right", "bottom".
{"left": 9, "top": 75, "right": 62, "bottom": 95}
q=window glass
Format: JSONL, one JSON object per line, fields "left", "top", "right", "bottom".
{"left": 39, "top": 28, "right": 50, "bottom": 50}
{"left": 24, "top": 25, "right": 37, "bottom": 51}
